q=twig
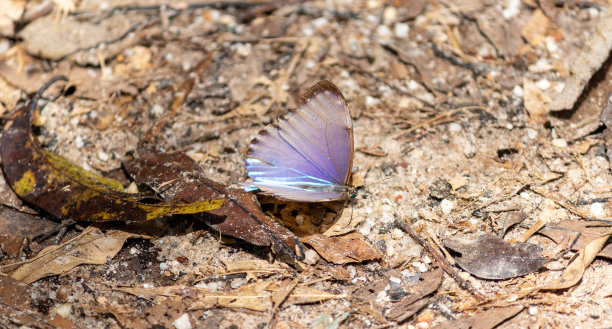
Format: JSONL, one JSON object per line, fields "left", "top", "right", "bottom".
{"left": 394, "top": 218, "right": 487, "bottom": 300}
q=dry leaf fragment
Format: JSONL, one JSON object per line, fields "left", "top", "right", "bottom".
{"left": 444, "top": 234, "right": 547, "bottom": 279}
{"left": 539, "top": 228, "right": 612, "bottom": 291}
{"left": 0, "top": 76, "right": 223, "bottom": 224}
{"left": 300, "top": 233, "right": 382, "bottom": 264}
{"left": 7, "top": 227, "right": 144, "bottom": 283}
{"left": 431, "top": 305, "right": 523, "bottom": 329}
{"left": 538, "top": 220, "right": 612, "bottom": 259}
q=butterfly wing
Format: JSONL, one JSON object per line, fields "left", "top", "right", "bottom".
{"left": 243, "top": 80, "right": 354, "bottom": 202}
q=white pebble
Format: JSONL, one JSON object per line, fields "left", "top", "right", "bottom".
{"left": 53, "top": 304, "right": 72, "bottom": 318}
{"left": 98, "top": 150, "right": 109, "bottom": 161}
{"left": 545, "top": 36, "right": 558, "bottom": 52}
{"left": 440, "top": 199, "right": 454, "bottom": 215}
{"left": 376, "top": 288, "right": 390, "bottom": 303}
{"left": 295, "top": 215, "right": 304, "bottom": 226}
{"left": 75, "top": 135, "right": 84, "bottom": 148}
{"left": 512, "top": 85, "right": 524, "bottom": 97}
{"left": 590, "top": 203, "right": 606, "bottom": 218}
{"left": 383, "top": 6, "right": 398, "bottom": 24}
{"left": 448, "top": 122, "right": 461, "bottom": 132}
{"left": 528, "top": 306, "right": 538, "bottom": 315}
{"left": 366, "top": 96, "right": 380, "bottom": 107}
{"left": 303, "top": 249, "right": 320, "bottom": 265}
{"left": 554, "top": 82, "right": 565, "bottom": 93}
{"left": 152, "top": 104, "right": 164, "bottom": 116}
{"left": 219, "top": 14, "right": 235, "bottom": 27}
{"left": 159, "top": 262, "right": 169, "bottom": 271}
{"left": 234, "top": 43, "right": 251, "bottom": 57}
{"left": 413, "top": 261, "right": 428, "bottom": 272}
{"left": 526, "top": 128, "right": 538, "bottom": 139}
{"left": 502, "top": 0, "right": 521, "bottom": 19}
{"left": 173, "top": 314, "right": 192, "bottom": 329}
{"left": 552, "top": 138, "right": 567, "bottom": 148}
{"left": 520, "top": 191, "right": 531, "bottom": 200}
{"left": 389, "top": 276, "right": 401, "bottom": 284}
{"left": 376, "top": 25, "right": 392, "bottom": 40}
{"left": 312, "top": 17, "right": 329, "bottom": 28}
{"left": 535, "top": 79, "right": 551, "bottom": 90}
{"left": 394, "top": 22, "right": 410, "bottom": 38}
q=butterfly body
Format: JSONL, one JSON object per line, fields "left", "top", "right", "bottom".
{"left": 243, "top": 80, "right": 354, "bottom": 202}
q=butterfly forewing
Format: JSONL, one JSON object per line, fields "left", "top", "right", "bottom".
{"left": 244, "top": 80, "right": 354, "bottom": 202}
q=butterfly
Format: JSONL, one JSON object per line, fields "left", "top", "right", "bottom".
{"left": 242, "top": 80, "right": 354, "bottom": 202}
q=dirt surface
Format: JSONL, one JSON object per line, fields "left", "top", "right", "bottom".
{"left": 1, "top": 0, "right": 612, "bottom": 328}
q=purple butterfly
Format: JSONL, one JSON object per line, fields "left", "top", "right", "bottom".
{"left": 242, "top": 80, "right": 354, "bottom": 202}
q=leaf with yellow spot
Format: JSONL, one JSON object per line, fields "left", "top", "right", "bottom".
{"left": 0, "top": 76, "right": 224, "bottom": 222}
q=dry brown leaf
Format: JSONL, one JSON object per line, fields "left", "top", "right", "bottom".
{"left": 301, "top": 233, "right": 382, "bottom": 264}
{"left": 6, "top": 227, "right": 145, "bottom": 283}
{"left": 444, "top": 234, "right": 547, "bottom": 280}
{"left": 539, "top": 228, "right": 612, "bottom": 291}
{"left": 538, "top": 219, "right": 612, "bottom": 259}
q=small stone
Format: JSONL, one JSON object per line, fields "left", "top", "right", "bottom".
{"left": 394, "top": 22, "right": 409, "bottom": 38}
{"left": 440, "top": 199, "right": 454, "bottom": 215}
{"left": 173, "top": 314, "right": 192, "bottom": 329}
{"left": 295, "top": 214, "right": 304, "bottom": 226}
{"left": 535, "top": 79, "right": 551, "bottom": 90}
{"left": 303, "top": 248, "right": 320, "bottom": 265}
{"left": 366, "top": 96, "right": 380, "bottom": 107}
{"left": 458, "top": 271, "right": 471, "bottom": 281}
{"left": 448, "top": 122, "right": 461, "bottom": 132}
{"left": 502, "top": 0, "right": 521, "bottom": 19}
{"left": 512, "top": 85, "right": 523, "bottom": 98}
{"left": 590, "top": 203, "right": 606, "bottom": 218}
{"left": 526, "top": 128, "right": 538, "bottom": 139}
{"left": 528, "top": 306, "right": 538, "bottom": 315}
{"left": 98, "top": 150, "right": 109, "bottom": 161}
{"left": 383, "top": 6, "right": 398, "bottom": 24}
{"left": 413, "top": 261, "right": 428, "bottom": 272}
{"left": 552, "top": 138, "right": 567, "bottom": 148}
{"left": 376, "top": 25, "right": 392, "bottom": 41}
{"left": 53, "top": 304, "right": 72, "bottom": 318}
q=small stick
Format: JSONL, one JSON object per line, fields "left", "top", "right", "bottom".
{"left": 394, "top": 218, "right": 486, "bottom": 300}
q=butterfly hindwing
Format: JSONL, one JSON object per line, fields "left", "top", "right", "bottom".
{"left": 244, "top": 80, "right": 354, "bottom": 202}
